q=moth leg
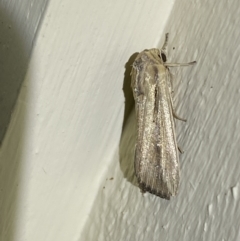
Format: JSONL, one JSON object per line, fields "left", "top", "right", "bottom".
{"left": 169, "top": 91, "right": 187, "bottom": 122}
{"left": 178, "top": 146, "right": 184, "bottom": 154}
{"left": 165, "top": 61, "right": 197, "bottom": 67}
{"left": 173, "top": 111, "right": 186, "bottom": 122}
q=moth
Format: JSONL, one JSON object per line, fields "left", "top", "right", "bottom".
{"left": 131, "top": 33, "right": 196, "bottom": 199}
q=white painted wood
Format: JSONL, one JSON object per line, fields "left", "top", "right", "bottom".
{"left": 0, "top": 0, "right": 48, "bottom": 143}
{"left": 1, "top": 0, "right": 240, "bottom": 240}
{"left": 0, "top": 0, "right": 48, "bottom": 240}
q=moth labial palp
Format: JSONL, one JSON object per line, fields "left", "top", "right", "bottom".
{"left": 131, "top": 33, "right": 196, "bottom": 199}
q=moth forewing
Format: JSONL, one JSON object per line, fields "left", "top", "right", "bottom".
{"left": 131, "top": 33, "right": 196, "bottom": 199}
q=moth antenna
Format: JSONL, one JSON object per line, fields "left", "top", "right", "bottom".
{"left": 161, "top": 33, "right": 169, "bottom": 62}
{"left": 161, "top": 33, "right": 169, "bottom": 52}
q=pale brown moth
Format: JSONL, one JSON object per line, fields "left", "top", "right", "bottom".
{"left": 131, "top": 33, "right": 196, "bottom": 199}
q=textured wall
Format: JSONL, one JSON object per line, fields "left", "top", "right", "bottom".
{"left": 1, "top": 0, "right": 240, "bottom": 240}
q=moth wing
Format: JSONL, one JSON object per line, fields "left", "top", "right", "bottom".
{"left": 134, "top": 66, "right": 180, "bottom": 199}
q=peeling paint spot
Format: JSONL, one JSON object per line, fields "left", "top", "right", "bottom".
{"left": 208, "top": 203, "right": 213, "bottom": 215}
{"left": 231, "top": 183, "right": 238, "bottom": 199}
{"left": 204, "top": 222, "right": 208, "bottom": 232}
{"left": 162, "top": 223, "right": 169, "bottom": 230}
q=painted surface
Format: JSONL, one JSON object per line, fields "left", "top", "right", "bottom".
{"left": 1, "top": 0, "right": 240, "bottom": 240}
{"left": 0, "top": 0, "right": 48, "bottom": 143}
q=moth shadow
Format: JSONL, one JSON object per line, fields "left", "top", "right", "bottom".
{"left": 119, "top": 52, "right": 139, "bottom": 188}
